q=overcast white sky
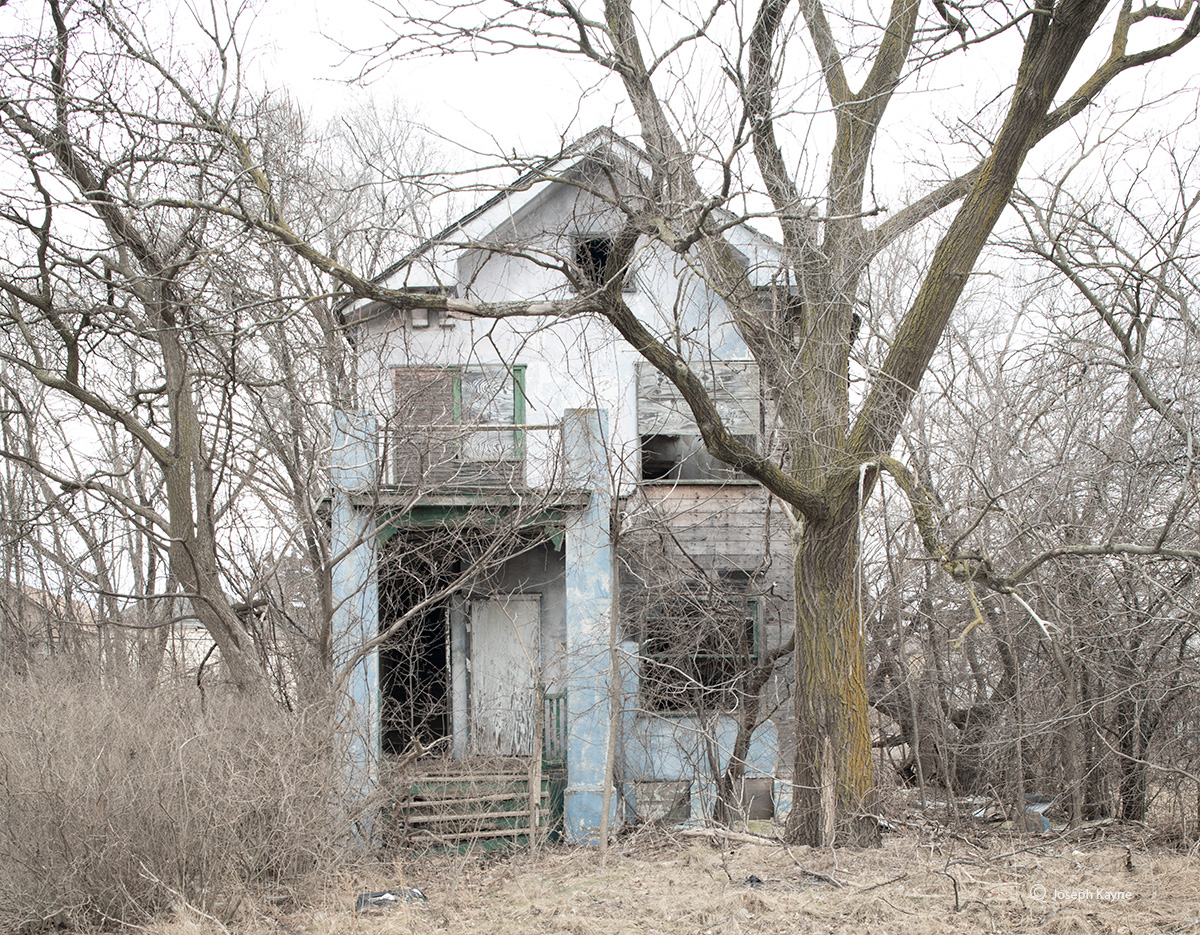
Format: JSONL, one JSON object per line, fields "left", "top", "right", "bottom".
{"left": 242, "top": 0, "right": 1197, "bottom": 206}
{"left": 123, "top": 0, "right": 1189, "bottom": 267}
{"left": 249, "top": 0, "right": 631, "bottom": 159}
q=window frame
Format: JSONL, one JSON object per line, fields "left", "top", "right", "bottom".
{"left": 637, "top": 595, "right": 760, "bottom": 716}
{"left": 390, "top": 363, "right": 527, "bottom": 486}
{"left": 451, "top": 364, "right": 527, "bottom": 462}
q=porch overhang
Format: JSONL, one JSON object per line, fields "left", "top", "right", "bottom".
{"left": 357, "top": 488, "right": 594, "bottom": 545}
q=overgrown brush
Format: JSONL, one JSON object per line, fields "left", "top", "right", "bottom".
{"left": 0, "top": 664, "right": 346, "bottom": 931}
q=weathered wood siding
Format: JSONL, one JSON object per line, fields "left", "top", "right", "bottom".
{"left": 623, "top": 486, "right": 791, "bottom": 582}
{"left": 636, "top": 361, "right": 762, "bottom": 437}
{"left": 619, "top": 483, "right": 794, "bottom": 668}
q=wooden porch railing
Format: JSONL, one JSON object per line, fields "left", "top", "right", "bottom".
{"left": 542, "top": 690, "right": 568, "bottom": 767}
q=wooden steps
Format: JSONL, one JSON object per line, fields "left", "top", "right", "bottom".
{"left": 386, "top": 759, "right": 562, "bottom": 850}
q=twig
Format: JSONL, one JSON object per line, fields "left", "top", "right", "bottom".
{"left": 676, "top": 827, "right": 846, "bottom": 887}
{"left": 137, "top": 862, "right": 232, "bottom": 935}
{"left": 782, "top": 843, "right": 846, "bottom": 888}
{"left": 679, "top": 827, "right": 781, "bottom": 846}
{"left": 856, "top": 872, "right": 909, "bottom": 894}
{"left": 939, "top": 868, "right": 961, "bottom": 911}
{"left": 878, "top": 897, "right": 917, "bottom": 916}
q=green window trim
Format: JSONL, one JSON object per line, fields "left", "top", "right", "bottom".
{"left": 445, "top": 363, "right": 526, "bottom": 460}
{"left": 513, "top": 364, "right": 527, "bottom": 462}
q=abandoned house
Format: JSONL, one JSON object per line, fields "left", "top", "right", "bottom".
{"left": 332, "top": 129, "right": 796, "bottom": 846}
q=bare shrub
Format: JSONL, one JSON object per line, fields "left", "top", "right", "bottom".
{"left": 0, "top": 663, "right": 344, "bottom": 931}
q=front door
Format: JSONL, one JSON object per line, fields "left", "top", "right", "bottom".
{"left": 468, "top": 595, "right": 541, "bottom": 756}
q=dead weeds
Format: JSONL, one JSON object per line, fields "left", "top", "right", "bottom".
{"left": 158, "top": 826, "right": 1200, "bottom": 935}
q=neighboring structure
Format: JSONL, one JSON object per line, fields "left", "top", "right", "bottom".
{"left": 334, "top": 130, "right": 796, "bottom": 844}
{"left": 0, "top": 582, "right": 98, "bottom": 665}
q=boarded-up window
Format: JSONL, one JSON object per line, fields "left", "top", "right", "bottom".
{"left": 636, "top": 361, "right": 760, "bottom": 482}
{"left": 391, "top": 364, "right": 525, "bottom": 487}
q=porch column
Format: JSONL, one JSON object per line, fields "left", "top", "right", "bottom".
{"left": 562, "top": 408, "right": 617, "bottom": 844}
{"left": 331, "top": 410, "right": 380, "bottom": 814}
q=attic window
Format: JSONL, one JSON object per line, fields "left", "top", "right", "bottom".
{"left": 573, "top": 234, "right": 634, "bottom": 292}
{"left": 574, "top": 234, "right": 612, "bottom": 288}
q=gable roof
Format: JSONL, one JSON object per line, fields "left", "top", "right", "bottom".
{"left": 339, "top": 127, "right": 784, "bottom": 321}
{"left": 340, "top": 128, "right": 644, "bottom": 312}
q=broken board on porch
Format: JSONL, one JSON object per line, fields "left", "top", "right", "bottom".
{"left": 386, "top": 758, "right": 562, "bottom": 850}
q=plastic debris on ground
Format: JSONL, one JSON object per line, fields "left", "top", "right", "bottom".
{"left": 354, "top": 888, "right": 428, "bottom": 913}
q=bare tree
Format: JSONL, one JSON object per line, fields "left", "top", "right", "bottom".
{"left": 10, "top": 0, "right": 1194, "bottom": 845}
{"left": 0, "top": 1, "right": 447, "bottom": 700}
{"left": 865, "top": 134, "right": 1200, "bottom": 827}
{"left": 0, "top": 0, "right": 296, "bottom": 691}
{"left": 1001, "top": 134, "right": 1200, "bottom": 824}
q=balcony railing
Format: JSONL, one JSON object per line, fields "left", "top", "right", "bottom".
{"left": 384, "top": 421, "right": 562, "bottom": 490}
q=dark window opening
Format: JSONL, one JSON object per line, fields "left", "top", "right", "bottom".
{"left": 638, "top": 592, "right": 758, "bottom": 714}
{"left": 572, "top": 234, "right": 634, "bottom": 291}
{"left": 640, "top": 433, "right": 755, "bottom": 482}
{"left": 575, "top": 234, "right": 613, "bottom": 288}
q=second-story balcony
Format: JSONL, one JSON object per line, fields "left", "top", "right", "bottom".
{"left": 386, "top": 420, "right": 564, "bottom": 490}
{"left": 387, "top": 363, "right": 565, "bottom": 492}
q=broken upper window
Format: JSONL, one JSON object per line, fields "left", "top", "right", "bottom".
{"left": 637, "top": 590, "right": 759, "bottom": 714}
{"left": 391, "top": 364, "right": 526, "bottom": 487}
{"left": 572, "top": 233, "right": 634, "bottom": 292}
{"left": 636, "top": 361, "right": 760, "bottom": 482}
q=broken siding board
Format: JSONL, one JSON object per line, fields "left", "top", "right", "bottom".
{"left": 642, "top": 485, "right": 776, "bottom": 509}
{"left": 632, "top": 489, "right": 788, "bottom": 564}
{"left": 636, "top": 361, "right": 761, "bottom": 436}
{"left": 640, "top": 492, "right": 779, "bottom": 521}
{"left": 619, "top": 486, "right": 794, "bottom": 649}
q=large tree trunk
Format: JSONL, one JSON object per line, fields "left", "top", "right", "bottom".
{"left": 162, "top": 410, "right": 268, "bottom": 696}
{"left": 787, "top": 502, "right": 879, "bottom": 846}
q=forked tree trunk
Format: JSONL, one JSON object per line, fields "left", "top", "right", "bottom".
{"left": 787, "top": 501, "right": 879, "bottom": 847}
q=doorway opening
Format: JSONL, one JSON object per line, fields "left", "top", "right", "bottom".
{"left": 378, "top": 540, "right": 455, "bottom": 756}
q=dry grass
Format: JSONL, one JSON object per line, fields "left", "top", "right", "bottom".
{"left": 166, "top": 825, "right": 1200, "bottom": 935}
{"left": 0, "top": 665, "right": 345, "bottom": 932}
